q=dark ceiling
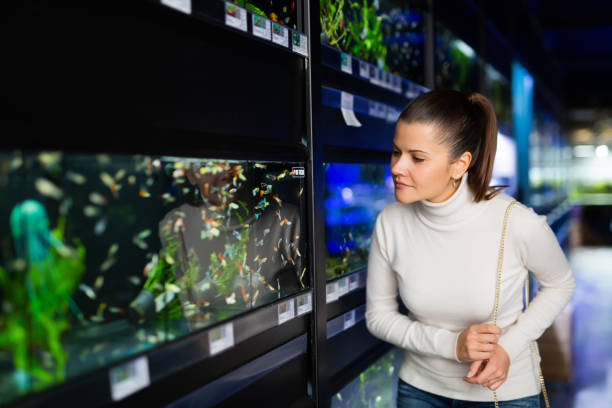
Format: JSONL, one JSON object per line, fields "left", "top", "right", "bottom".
{"left": 480, "top": 0, "right": 612, "bottom": 110}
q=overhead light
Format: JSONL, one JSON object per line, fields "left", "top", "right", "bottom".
{"left": 573, "top": 145, "right": 595, "bottom": 158}
{"left": 595, "top": 145, "right": 609, "bottom": 158}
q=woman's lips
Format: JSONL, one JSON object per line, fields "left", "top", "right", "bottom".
{"left": 395, "top": 181, "right": 411, "bottom": 188}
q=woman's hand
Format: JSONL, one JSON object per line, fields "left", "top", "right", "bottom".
{"left": 456, "top": 324, "right": 502, "bottom": 362}
{"left": 463, "top": 344, "right": 510, "bottom": 391}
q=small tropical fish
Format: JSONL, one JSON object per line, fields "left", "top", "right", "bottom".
{"left": 83, "top": 205, "right": 100, "bottom": 217}
{"left": 100, "top": 172, "right": 121, "bottom": 196}
{"left": 139, "top": 186, "right": 150, "bottom": 198}
{"left": 97, "top": 154, "right": 111, "bottom": 165}
{"left": 94, "top": 276, "right": 104, "bottom": 290}
{"left": 114, "top": 169, "right": 126, "bottom": 181}
{"left": 275, "top": 209, "right": 281, "bottom": 220}
{"left": 79, "top": 283, "right": 96, "bottom": 299}
{"left": 152, "top": 159, "right": 161, "bottom": 170}
{"left": 108, "top": 306, "right": 124, "bottom": 314}
{"left": 263, "top": 228, "right": 271, "bottom": 236}
{"left": 254, "top": 163, "right": 267, "bottom": 169}
{"left": 146, "top": 177, "right": 154, "bottom": 187}
{"left": 10, "top": 156, "right": 23, "bottom": 170}
{"left": 266, "top": 283, "right": 275, "bottom": 291}
{"left": 295, "top": 247, "right": 301, "bottom": 258}
{"left": 173, "top": 217, "right": 184, "bottom": 233}
{"left": 240, "top": 286, "right": 248, "bottom": 303}
{"left": 229, "top": 202, "right": 239, "bottom": 210}
{"left": 252, "top": 187, "right": 259, "bottom": 196}
{"left": 225, "top": 292, "right": 236, "bottom": 305}
{"left": 272, "top": 194, "right": 282, "bottom": 206}
{"left": 300, "top": 267, "right": 306, "bottom": 282}
{"left": 173, "top": 161, "right": 184, "bottom": 169}
{"left": 59, "top": 197, "right": 73, "bottom": 216}
{"left": 166, "top": 283, "right": 181, "bottom": 294}
{"left": 89, "top": 192, "right": 108, "bottom": 206}
{"left": 252, "top": 290, "right": 260, "bottom": 305}
{"left": 298, "top": 187, "right": 303, "bottom": 198}
{"left": 66, "top": 171, "right": 86, "bottom": 185}
{"left": 280, "top": 217, "right": 292, "bottom": 226}
{"left": 38, "top": 151, "right": 62, "bottom": 168}
{"left": 137, "top": 229, "right": 151, "bottom": 239}
{"left": 35, "top": 178, "right": 63, "bottom": 200}
{"left": 128, "top": 175, "right": 136, "bottom": 185}
{"left": 173, "top": 169, "right": 185, "bottom": 179}
{"left": 94, "top": 217, "right": 108, "bottom": 235}
{"left": 100, "top": 257, "right": 116, "bottom": 272}
{"left": 161, "top": 193, "right": 175, "bottom": 203}
{"left": 129, "top": 276, "right": 141, "bottom": 285}
{"left": 90, "top": 314, "right": 104, "bottom": 323}
{"left": 164, "top": 254, "right": 175, "bottom": 265}
{"left": 143, "top": 255, "right": 158, "bottom": 276}
{"left": 277, "top": 170, "right": 288, "bottom": 180}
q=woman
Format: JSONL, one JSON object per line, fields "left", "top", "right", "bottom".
{"left": 365, "top": 90, "right": 576, "bottom": 407}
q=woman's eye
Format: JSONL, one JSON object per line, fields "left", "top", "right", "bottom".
{"left": 392, "top": 150, "right": 400, "bottom": 156}
{"left": 413, "top": 157, "right": 424, "bottom": 162}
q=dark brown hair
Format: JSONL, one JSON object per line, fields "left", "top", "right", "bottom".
{"left": 397, "top": 89, "right": 506, "bottom": 202}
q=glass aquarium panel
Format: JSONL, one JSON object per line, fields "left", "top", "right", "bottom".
{"left": 0, "top": 151, "right": 307, "bottom": 404}
{"left": 324, "top": 163, "right": 395, "bottom": 280}
{"left": 331, "top": 346, "right": 403, "bottom": 407}
{"left": 483, "top": 63, "right": 512, "bottom": 132}
{"left": 230, "top": 0, "right": 299, "bottom": 30}
{"left": 435, "top": 22, "right": 479, "bottom": 92}
{"left": 321, "top": 0, "right": 426, "bottom": 85}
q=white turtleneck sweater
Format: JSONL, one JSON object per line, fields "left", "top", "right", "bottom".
{"left": 365, "top": 171, "right": 576, "bottom": 401}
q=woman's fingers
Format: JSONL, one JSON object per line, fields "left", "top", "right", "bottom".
{"left": 487, "top": 379, "right": 505, "bottom": 391}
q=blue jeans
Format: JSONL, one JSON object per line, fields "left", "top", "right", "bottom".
{"left": 397, "top": 378, "right": 541, "bottom": 407}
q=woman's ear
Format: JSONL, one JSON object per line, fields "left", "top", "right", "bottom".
{"left": 454, "top": 151, "right": 472, "bottom": 176}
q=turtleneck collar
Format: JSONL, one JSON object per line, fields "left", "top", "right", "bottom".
{"left": 414, "top": 171, "right": 489, "bottom": 230}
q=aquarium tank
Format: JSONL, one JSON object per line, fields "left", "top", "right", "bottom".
{"left": 320, "top": 0, "right": 426, "bottom": 85}
{"left": 230, "top": 0, "right": 299, "bottom": 30}
{"left": 483, "top": 63, "right": 512, "bottom": 134}
{"left": 0, "top": 151, "right": 307, "bottom": 404}
{"left": 331, "top": 347, "right": 403, "bottom": 407}
{"left": 434, "top": 22, "right": 479, "bottom": 92}
{"left": 324, "top": 163, "right": 395, "bottom": 280}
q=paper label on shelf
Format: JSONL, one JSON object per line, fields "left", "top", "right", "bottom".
{"left": 370, "top": 67, "right": 380, "bottom": 85}
{"left": 291, "top": 31, "right": 308, "bottom": 56}
{"left": 296, "top": 293, "right": 312, "bottom": 316}
{"left": 225, "top": 2, "right": 247, "bottom": 32}
{"left": 348, "top": 274, "right": 360, "bottom": 291}
{"left": 209, "top": 322, "right": 235, "bottom": 356}
{"left": 359, "top": 60, "right": 370, "bottom": 78}
{"left": 161, "top": 0, "right": 191, "bottom": 14}
{"left": 343, "top": 310, "right": 356, "bottom": 330}
{"left": 341, "top": 53, "right": 353, "bottom": 74}
{"left": 272, "top": 22, "right": 289, "bottom": 47}
{"left": 252, "top": 14, "right": 271, "bottom": 40}
{"left": 393, "top": 75, "right": 402, "bottom": 93}
{"left": 326, "top": 281, "right": 339, "bottom": 303}
{"left": 278, "top": 299, "right": 296, "bottom": 325}
{"left": 340, "top": 92, "right": 362, "bottom": 127}
{"left": 109, "top": 356, "right": 150, "bottom": 401}
{"left": 337, "top": 277, "right": 349, "bottom": 297}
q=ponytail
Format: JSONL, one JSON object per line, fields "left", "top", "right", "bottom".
{"left": 466, "top": 92, "right": 505, "bottom": 201}
{"left": 398, "top": 89, "right": 506, "bottom": 202}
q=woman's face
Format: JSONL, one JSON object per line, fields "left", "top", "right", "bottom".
{"left": 391, "top": 121, "right": 462, "bottom": 204}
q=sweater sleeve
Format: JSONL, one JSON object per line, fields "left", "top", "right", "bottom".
{"left": 497, "top": 205, "right": 577, "bottom": 362}
{"left": 365, "top": 211, "right": 462, "bottom": 363}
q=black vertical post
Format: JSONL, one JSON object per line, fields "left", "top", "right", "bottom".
{"left": 304, "top": 1, "right": 329, "bottom": 407}
{"left": 425, "top": 0, "right": 435, "bottom": 90}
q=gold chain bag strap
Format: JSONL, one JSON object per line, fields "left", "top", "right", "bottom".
{"left": 492, "top": 200, "right": 550, "bottom": 408}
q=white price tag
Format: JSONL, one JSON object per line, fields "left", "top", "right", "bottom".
{"left": 272, "top": 22, "right": 289, "bottom": 47}
{"left": 341, "top": 91, "right": 362, "bottom": 127}
{"left": 337, "top": 277, "right": 349, "bottom": 297}
{"left": 343, "top": 310, "right": 356, "bottom": 330}
{"left": 341, "top": 53, "right": 353, "bottom": 74}
{"left": 326, "top": 281, "right": 339, "bottom": 303}
{"left": 277, "top": 299, "right": 296, "bottom": 325}
{"left": 348, "top": 274, "right": 360, "bottom": 291}
{"left": 341, "top": 91, "right": 354, "bottom": 111}
{"left": 252, "top": 14, "right": 271, "bottom": 40}
{"left": 368, "top": 101, "right": 387, "bottom": 119}
{"left": 291, "top": 31, "right": 308, "bottom": 56}
{"left": 225, "top": 2, "right": 247, "bottom": 32}
{"left": 359, "top": 60, "right": 370, "bottom": 78}
{"left": 161, "top": 0, "right": 191, "bottom": 14}
{"left": 296, "top": 293, "right": 312, "bottom": 316}
{"left": 209, "top": 322, "right": 235, "bottom": 356}
{"left": 109, "top": 356, "right": 150, "bottom": 401}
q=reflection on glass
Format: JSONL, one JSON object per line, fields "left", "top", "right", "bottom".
{"left": 483, "top": 63, "right": 512, "bottom": 131}
{"left": 321, "top": 0, "right": 426, "bottom": 84}
{"left": 0, "top": 151, "right": 307, "bottom": 404}
{"left": 331, "top": 347, "right": 403, "bottom": 407}
{"left": 324, "top": 163, "right": 395, "bottom": 280}
{"left": 435, "top": 22, "right": 479, "bottom": 92}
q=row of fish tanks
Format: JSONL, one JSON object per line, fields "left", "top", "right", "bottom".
{"left": 0, "top": 149, "right": 399, "bottom": 405}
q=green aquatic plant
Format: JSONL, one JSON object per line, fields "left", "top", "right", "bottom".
{"left": 320, "top": 0, "right": 348, "bottom": 48}
{"left": 230, "top": 0, "right": 265, "bottom": 17}
{"left": 0, "top": 200, "right": 85, "bottom": 392}
{"left": 345, "top": 0, "right": 389, "bottom": 70}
